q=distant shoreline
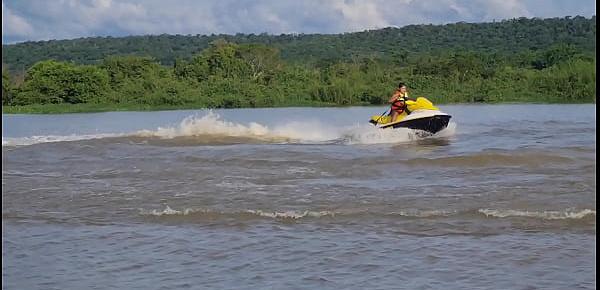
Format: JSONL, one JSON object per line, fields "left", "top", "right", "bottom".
{"left": 3, "top": 100, "right": 595, "bottom": 114}
{"left": 3, "top": 16, "right": 595, "bottom": 112}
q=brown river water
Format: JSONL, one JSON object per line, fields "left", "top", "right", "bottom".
{"left": 2, "top": 104, "right": 596, "bottom": 289}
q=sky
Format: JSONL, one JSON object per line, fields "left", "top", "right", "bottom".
{"left": 2, "top": 0, "right": 596, "bottom": 44}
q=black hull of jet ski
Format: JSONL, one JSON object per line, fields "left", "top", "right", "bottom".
{"left": 380, "top": 115, "right": 451, "bottom": 133}
{"left": 368, "top": 97, "right": 451, "bottom": 134}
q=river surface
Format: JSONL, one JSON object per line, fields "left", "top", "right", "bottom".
{"left": 2, "top": 104, "right": 596, "bottom": 289}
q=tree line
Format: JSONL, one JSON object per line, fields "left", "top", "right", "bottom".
{"left": 2, "top": 40, "right": 595, "bottom": 109}
{"left": 3, "top": 16, "right": 595, "bottom": 71}
{"left": 1, "top": 16, "right": 596, "bottom": 111}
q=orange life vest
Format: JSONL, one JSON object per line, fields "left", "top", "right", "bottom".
{"left": 391, "top": 92, "right": 409, "bottom": 113}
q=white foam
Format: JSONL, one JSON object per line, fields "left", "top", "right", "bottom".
{"left": 133, "top": 112, "right": 319, "bottom": 143}
{"left": 245, "top": 209, "right": 337, "bottom": 219}
{"left": 342, "top": 124, "right": 420, "bottom": 144}
{"left": 138, "top": 206, "right": 337, "bottom": 219}
{"left": 139, "top": 205, "right": 200, "bottom": 216}
{"left": 391, "top": 209, "right": 458, "bottom": 217}
{"left": 4, "top": 111, "right": 456, "bottom": 147}
{"left": 478, "top": 208, "right": 596, "bottom": 219}
{"left": 134, "top": 111, "right": 344, "bottom": 143}
{"left": 272, "top": 120, "right": 340, "bottom": 142}
{"left": 435, "top": 121, "right": 457, "bottom": 138}
{"left": 141, "top": 206, "right": 597, "bottom": 221}
{"left": 134, "top": 111, "right": 458, "bottom": 145}
{"left": 135, "top": 111, "right": 271, "bottom": 139}
{"left": 2, "top": 133, "right": 123, "bottom": 147}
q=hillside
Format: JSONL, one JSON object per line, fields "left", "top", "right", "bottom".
{"left": 2, "top": 16, "right": 596, "bottom": 112}
{"left": 2, "top": 16, "right": 595, "bottom": 72}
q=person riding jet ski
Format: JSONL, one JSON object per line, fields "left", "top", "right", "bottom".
{"left": 388, "top": 82, "right": 413, "bottom": 123}
{"left": 369, "top": 82, "right": 452, "bottom": 134}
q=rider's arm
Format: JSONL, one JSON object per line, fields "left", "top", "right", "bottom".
{"left": 388, "top": 91, "right": 401, "bottom": 103}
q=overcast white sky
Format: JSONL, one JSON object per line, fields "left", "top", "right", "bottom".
{"left": 2, "top": 0, "right": 596, "bottom": 44}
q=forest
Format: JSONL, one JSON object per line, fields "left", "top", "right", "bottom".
{"left": 2, "top": 16, "right": 596, "bottom": 113}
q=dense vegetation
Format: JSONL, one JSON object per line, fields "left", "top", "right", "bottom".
{"left": 2, "top": 16, "right": 596, "bottom": 113}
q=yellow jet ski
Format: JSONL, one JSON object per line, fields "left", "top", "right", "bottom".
{"left": 369, "top": 97, "right": 451, "bottom": 134}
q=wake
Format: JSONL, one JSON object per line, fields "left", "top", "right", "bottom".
{"left": 3, "top": 111, "right": 456, "bottom": 147}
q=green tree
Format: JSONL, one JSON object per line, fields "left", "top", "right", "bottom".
{"left": 101, "top": 56, "right": 166, "bottom": 85}
{"left": 174, "top": 40, "right": 247, "bottom": 81}
{"left": 14, "top": 60, "right": 110, "bottom": 105}
{"left": 2, "top": 68, "right": 12, "bottom": 105}
{"left": 531, "top": 43, "right": 587, "bottom": 69}
{"left": 236, "top": 43, "right": 283, "bottom": 83}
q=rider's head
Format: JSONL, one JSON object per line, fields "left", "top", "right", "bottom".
{"left": 398, "top": 82, "right": 407, "bottom": 93}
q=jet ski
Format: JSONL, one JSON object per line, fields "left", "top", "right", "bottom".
{"left": 369, "top": 97, "right": 451, "bottom": 134}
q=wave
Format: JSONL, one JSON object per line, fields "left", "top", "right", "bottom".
{"left": 139, "top": 206, "right": 337, "bottom": 219}
{"left": 4, "top": 111, "right": 453, "bottom": 147}
{"left": 342, "top": 122, "right": 456, "bottom": 145}
{"left": 478, "top": 208, "right": 596, "bottom": 220}
{"left": 133, "top": 111, "right": 438, "bottom": 145}
{"left": 135, "top": 112, "right": 276, "bottom": 139}
{"left": 139, "top": 206, "right": 595, "bottom": 221}
{"left": 403, "top": 149, "right": 575, "bottom": 168}
{"left": 2, "top": 133, "right": 124, "bottom": 147}
{"left": 130, "top": 112, "right": 348, "bottom": 145}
